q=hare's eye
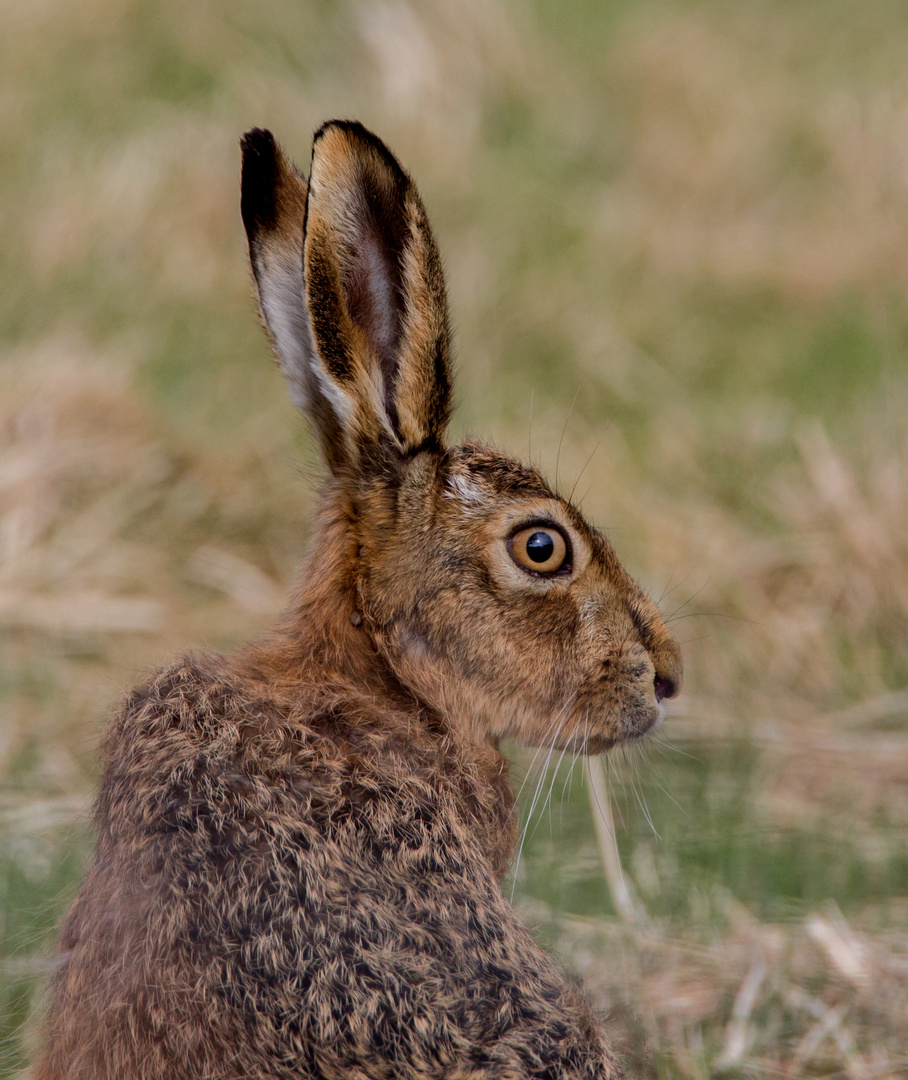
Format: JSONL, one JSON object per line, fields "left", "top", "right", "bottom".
{"left": 509, "top": 526, "right": 569, "bottom": 575}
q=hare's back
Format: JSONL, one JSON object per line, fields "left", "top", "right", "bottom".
{"left": 40, "top": 657, "right": 585, "bottom": 1078}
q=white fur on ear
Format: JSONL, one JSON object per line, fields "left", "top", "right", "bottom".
{"left": 255, "top": 248, "right": 314, "bottom": 413}
{"left": 257, "top": 251, "right": 356, "bottom": 429}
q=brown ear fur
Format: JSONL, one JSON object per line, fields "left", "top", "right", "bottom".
{"left": 303, "top": 121, "right": 452, "bottom": 464}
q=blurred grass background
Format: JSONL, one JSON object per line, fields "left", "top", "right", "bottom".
{"left": 1, "top": 0, "right": 907, "bottom": 1075}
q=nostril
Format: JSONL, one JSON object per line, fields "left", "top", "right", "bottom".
{"left": 653, "top": 675, "right": 676, "bottom": 702}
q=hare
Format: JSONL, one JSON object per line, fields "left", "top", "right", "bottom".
{"left": 35, "top": 121, "right": 682, "bottom": 1080}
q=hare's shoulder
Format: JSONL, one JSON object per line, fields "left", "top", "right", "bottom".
{"left": 96, "top": 653, "right": 461, "bottom": 838}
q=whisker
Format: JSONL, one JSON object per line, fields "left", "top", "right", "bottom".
{"left": 666, "top": 610, "right": 752, "bottom": 625}
{"left": 621, "top": 738, "right": 656, "bottom": 838}
{"left": 662, "top": 579, "right": 712, "bottom": 623}
{"left": 555, "top": 386, "right": 581, "bottom": 493}
{"left": 510, "top": 698, "right": 576, "bottom": 899}
{"left": 678, "top": 633, "right": 716, "bottom": 646}
{"left": 655, "top": 567, "right": 691, "bottom": 607}
{"left": 522, "top": 725, "right": 564, "bottom": 846}
{"left": 649, "top": 769, "right": 687, "bottom": 818}
{"left": 651, "top": 733, "right": 704, "bottom": 763}
{"left": 561, "top": 708, "right": 588, "bottom": 823}
{"left": 629, "top": 760, "right": 660, "bottom": 839}
{"left": 541, "top": 730, "right": 575, "bottom": 836}
{"left": 575, "top": 481, "right": 595, "bottom": 509}
{"left": 528, "top": 387, "right": 535, "bottom": 464}
{"left": 513, "top": 695, "right": 577, "bottom": 805}
{"left": 612, "top": 746, "right": 632, "bottom": 830}
{"left": 641, "top": 738, "right": 692, "bottom": 816}
{"left": 511, "top": 727, "right": 562, "bottom": 898}
{"left": 568, "top": 442, "right": 600, "bottom": 506}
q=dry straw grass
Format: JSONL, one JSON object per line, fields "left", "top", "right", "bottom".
{"left": 535, "top": 896, "right": 908, "bottom": 1078}
{"left": 1, "top": 0, "right": 907, "bottom": 1075}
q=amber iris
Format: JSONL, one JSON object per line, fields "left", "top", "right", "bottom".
{"left": 509, "top": 526, "right": 569, "bottom": 574}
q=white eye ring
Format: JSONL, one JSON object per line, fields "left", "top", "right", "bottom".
{"left": 508, "top": 526, "right": 570, "bottom": 575}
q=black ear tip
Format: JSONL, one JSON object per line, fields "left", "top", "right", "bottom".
{"left": 312, "top": 119, "right": 369, "bottom": 145}
{"left": 311, "top": 120, "right": 408, "bottom": 186}
{"left": 241, "top": 127, "right": 277, "bottom": 160}
{"left": 241, "top": 128, "right": 279, "bottom": 234}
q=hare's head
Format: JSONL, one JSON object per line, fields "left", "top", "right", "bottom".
{"left": 241, "top": 121, "right": 682, "bottom": 753}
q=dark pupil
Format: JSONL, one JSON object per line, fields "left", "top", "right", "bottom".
{"left": 526, "top": 531, "right": 555, "bottom": 563}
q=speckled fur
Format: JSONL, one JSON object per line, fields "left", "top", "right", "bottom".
{"left": 35, "top": 122, "right": 682, "bottom": 1079}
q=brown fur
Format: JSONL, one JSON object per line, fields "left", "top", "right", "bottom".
{"left": 35, "top": 121, "right": 682, "bottom": 1079}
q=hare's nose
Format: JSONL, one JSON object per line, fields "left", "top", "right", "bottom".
{"left": 653, "top": 674, "right": 677, "bottom": 702}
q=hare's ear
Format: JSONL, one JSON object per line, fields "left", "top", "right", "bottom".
{"left": 241, "top": 128, "right": 347, "bottom": 473}
{"left": 302, "top": 120, "right": 452, "bottom": 468}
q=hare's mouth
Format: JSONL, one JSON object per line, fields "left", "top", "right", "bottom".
{"left": 622, "top": 701, "right": 664, "bottom": 741}
{"left": 568, "top": 692, "right": 662, "bottom": 754}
